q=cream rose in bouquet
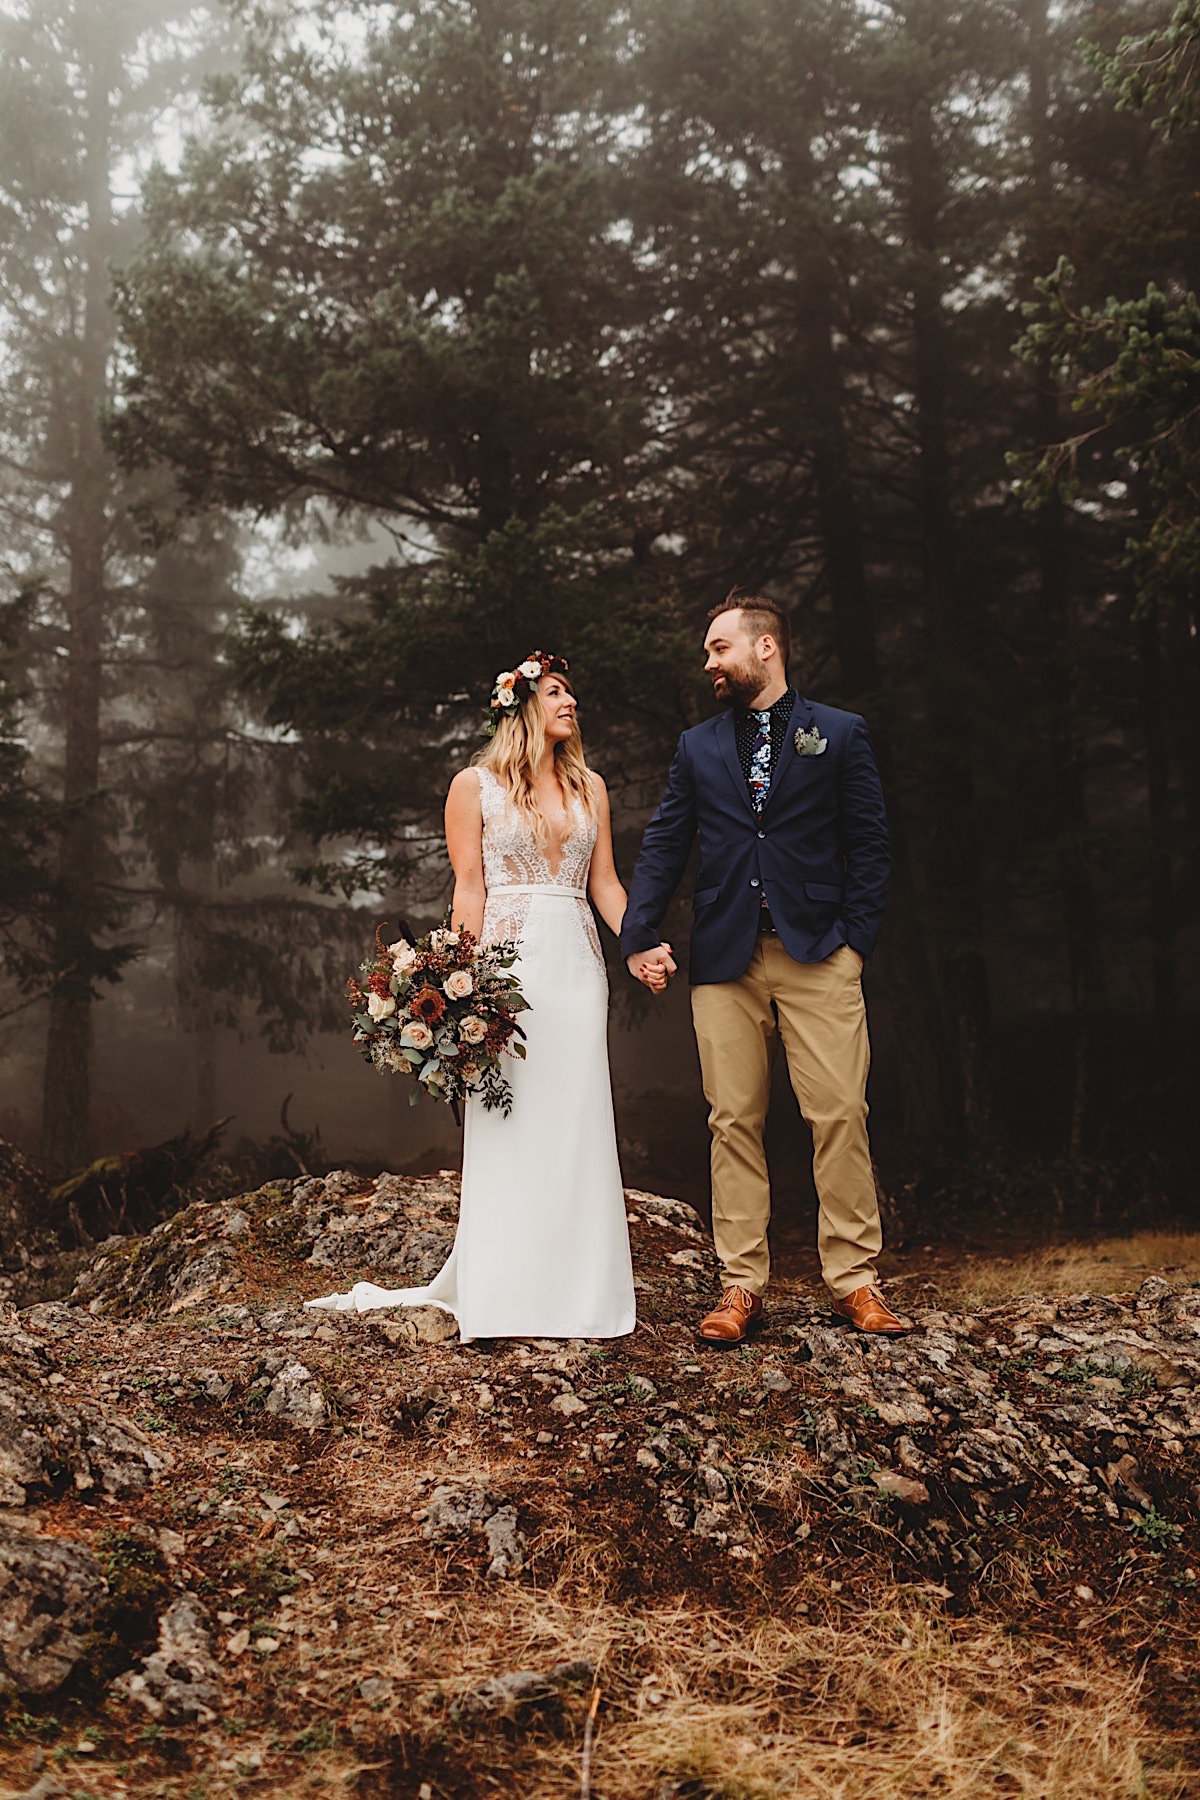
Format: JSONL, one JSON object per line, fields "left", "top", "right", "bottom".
{"left": 348, "top": 918, "right": 529, "bottom": 1117}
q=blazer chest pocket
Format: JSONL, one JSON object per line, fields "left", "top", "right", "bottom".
{"left": 804, "top": 882, "right": 843, "bottom": 903}
{"left": 693, "top": 885, "right": 722, "bottom": 910}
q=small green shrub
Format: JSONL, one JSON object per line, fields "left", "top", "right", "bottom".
{"left": 1128, "top": 1507, "right": 1183, "bottom": 1546}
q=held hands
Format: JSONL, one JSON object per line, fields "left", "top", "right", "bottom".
{"left": 626, "top": 942, "right": 676, "bottom": 993}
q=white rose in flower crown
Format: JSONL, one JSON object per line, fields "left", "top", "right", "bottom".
{"left": 444, "top": 969, "right": 474, "bottom": 1000}
{"left": 429, "top": 928, "right": 460, "bottom": 951}
{"left": 366, "top": 992, "right": 397, "bottom": 1021}
{"left": 497, "top": 672, "right": 516, "bottom": 690}
{"left": 459, "top": 1014, "right": 487, "bottom": 1044}
{"left": 518, "top": 658, "right": 543, "bottom": 680}
{"left": 400, "top": 1019, "right": 434, "bottom": 1049}
{"left": 499, "top": 688, "right": 517, "bottom": 707}
{"left": 387, "top": 940, "right": 418, "bottom": 973}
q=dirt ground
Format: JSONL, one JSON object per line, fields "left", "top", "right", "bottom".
{"left": 783, "top": 1221, "right": 1200, "bottom": 1312}
{"left": 1, "top": 1179, "right": 1198, "bottom": 1800}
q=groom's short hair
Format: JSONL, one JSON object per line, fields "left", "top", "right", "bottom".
{"left": 709, "top": 590, "right": 791, "bottom": 668}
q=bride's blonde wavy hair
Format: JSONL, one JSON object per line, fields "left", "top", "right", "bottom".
{"left": 473, "top": 676, "right": 597, "bottom": 846}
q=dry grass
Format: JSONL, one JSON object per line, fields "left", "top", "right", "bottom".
{"left": 326, "top": 1569, "right": 1187, "bottom": 1800}
{"left": 593, "top": 1600, "right": 1172, "bottom": 1800}
{"left": 904, "top": 1231, "right": 1200, "bottom": 1313}
{"left": 228, "top": 1493, "right": 1188, "bottom": 1800}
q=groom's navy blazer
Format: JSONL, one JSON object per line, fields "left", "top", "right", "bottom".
{"left": 620, "top": 694, "right": 890, "bottom": 985}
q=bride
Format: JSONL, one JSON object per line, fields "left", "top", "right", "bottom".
{"left": 306, "top": 651, "right": 657, "bottom": 1340}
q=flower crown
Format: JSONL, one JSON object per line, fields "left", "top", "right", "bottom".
{"left": 483, "top": 650, "right": 570, "bottom": 737}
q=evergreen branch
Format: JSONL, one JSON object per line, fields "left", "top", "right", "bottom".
{"left": 1085, "top": 0, "right": 1200, "bottom": 137}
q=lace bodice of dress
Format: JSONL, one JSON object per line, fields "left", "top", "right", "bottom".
{"left": 475, "top": 767, "right": 605, "bottom": 977}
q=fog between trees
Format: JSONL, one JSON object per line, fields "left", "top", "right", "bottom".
{"left": 0, "top": 0, "right": 1196, "bottom": 1228}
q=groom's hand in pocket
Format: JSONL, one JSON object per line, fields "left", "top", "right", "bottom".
{"left": 627, "top": 942, "right": 676, "bottom": 991}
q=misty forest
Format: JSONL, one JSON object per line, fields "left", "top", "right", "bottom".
{"left": 0, "top": 0, "right": 1194, "bottom": 1207}
{"left": 1, "top": 2, "right": 1200, "bottom": 1797}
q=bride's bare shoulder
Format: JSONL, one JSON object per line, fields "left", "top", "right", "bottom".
{"left": 446, "top": 767, "right": 484, "bottom": 811}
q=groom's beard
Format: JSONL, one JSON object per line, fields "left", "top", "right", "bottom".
{"left": 712, "top": 658, "right": 767, "bottom": 708}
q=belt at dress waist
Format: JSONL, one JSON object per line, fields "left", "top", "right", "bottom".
{"left": 488, "top": 883, "right": 587, "bottom": 900}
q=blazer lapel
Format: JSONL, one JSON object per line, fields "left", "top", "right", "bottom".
{"left": 715, "top": 711, "right": 756, "bottom": 818}
{"left": 760, "top": 693, "right": 812, "bottom": 817}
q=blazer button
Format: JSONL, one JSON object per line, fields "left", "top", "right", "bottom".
{"left": 757, "top": 830, "right": 765, "bottom": 839}
{"left": 750, "top": 878, "right": 760, "bottom": 888}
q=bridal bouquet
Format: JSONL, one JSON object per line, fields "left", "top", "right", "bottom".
{"left": 348, "top": 920, "right": 529, "bottom": 1116}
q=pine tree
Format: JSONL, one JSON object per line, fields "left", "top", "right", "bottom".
{"left": 0, "top": 0, "right": 243, "bottom": 1167}
{"left": 1015, "top": 0, "right": 1200, "bottom": 1029}
{"left": 0, "top": 598, "right": 55, "bottom": 997}
{"left": 628, "top": 0, "right": 1029, "bottom": 1146}
{"left": 112, "top": 0, "right": 691, "bottom": 902}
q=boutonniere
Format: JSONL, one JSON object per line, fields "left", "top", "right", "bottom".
{"left": 795, "top": 724, "right": 828, "bottom": 756}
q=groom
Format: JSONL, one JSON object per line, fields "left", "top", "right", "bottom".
{"left": 621, "top": 593, "right": 910, "bottom": 1344}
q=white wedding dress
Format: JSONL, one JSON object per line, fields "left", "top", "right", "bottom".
{"left": 306, "top": 767, "right": 636, "bottom": 1340}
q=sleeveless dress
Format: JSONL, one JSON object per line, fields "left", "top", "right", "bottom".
{"left": 305, "top": 767, "right": 637, "bottom": 1340}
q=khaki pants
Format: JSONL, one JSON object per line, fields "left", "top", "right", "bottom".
{"left": 690, "top": 939, "right": 881, "bottom": 1300}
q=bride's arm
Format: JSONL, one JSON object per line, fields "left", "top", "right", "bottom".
{"left": 586, "top": 774, "right": 628, "bottom": 938}
{"left": 445, "top": 770, "right": 486, "bottom": 940}
{"left": 589, "top": 775, "right": 668, "bottom": 990}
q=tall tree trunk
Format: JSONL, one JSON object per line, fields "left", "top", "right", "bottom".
{"left": 801, "top": 282, "right": 959, "bottom": 1145}
{"left": 1035, "top": 381, "right": 1104, "bottom": 1162}
{"left": 1026, "top": 0, "right": 1104, "bottom": 1163}
{"left": 1139, "top": 597, "right": 1176, "bottom": 1025}
{"left": 40, "top": 39, "right": 113, "bottom": 1174}
{"left": 904, "top": 68, "right": 991, "bottom": 1150}
{"left": 1165, "top": 595, "right": 1200, "bottom": 930}
{"left": 178, "top": 865, "right": 219, "bottom": 1133}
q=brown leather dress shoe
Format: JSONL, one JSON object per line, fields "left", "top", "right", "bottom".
{"left": 697, "top": 1286, "right": 764, "bottom": 1349}
{"left": 831, "top": 1285, "right": 913, "bottom": 1337}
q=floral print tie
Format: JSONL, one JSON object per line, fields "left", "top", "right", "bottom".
{"left": 748, "top": 709, "right": 772, "bottom": 814}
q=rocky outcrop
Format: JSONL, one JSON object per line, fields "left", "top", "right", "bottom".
{"left": 65, "top": 1172, "right": 716, "bottom": 1322}
{"left": 0, "top": 1368, "right": 171, "bottom": 1507}
{"left": 622, "top": 1280, "right": 1200, "bottom": 1572}
{"left": 483, "top": 1506, "right": 527, "bottom": 1579}
{"left": 69, "top": 1169, "right": 466, "bottom": 1317}
{"left": 0, "top": 1527, "right": 106, "bottom": 1695}
{"left": 0, "top": 1166, "right": 1196, "bottom": 1791}
{"left": 111, "top": 1595, "right": 221, "bottom": 1724}
{"left": 257, "top": 1353, "right": 327, "bottom": 1430}
{"left": 0, "top": 1302, "right": 170, "bottom": 1505}
{"left": 417, "top": 1481, "right": 528, "bottom": 1577}
{"left": 24, "top": 1176, "right": 1200, "bottom": 1572}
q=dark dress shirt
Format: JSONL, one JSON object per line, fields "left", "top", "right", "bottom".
{"left": 733, "top": 687, "right": 797, "bottom": 797}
